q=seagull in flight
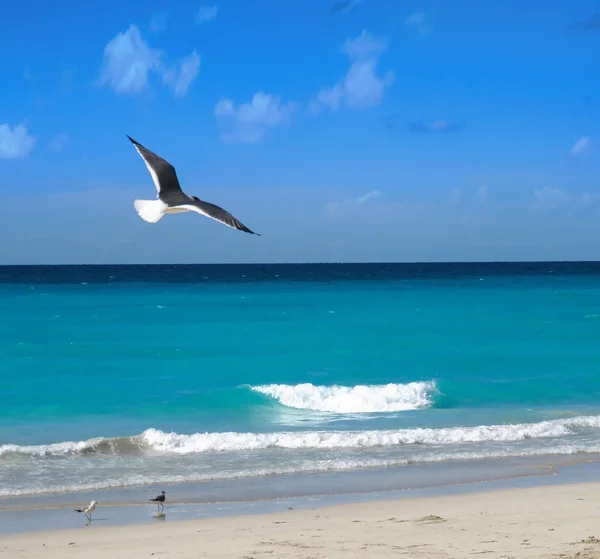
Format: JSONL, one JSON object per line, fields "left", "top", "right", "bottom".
{"left": 150, "top": 490, "right": 166, "bottom": 513}
{"left": 127, "top": 136, "right": 259, "bottom": 235}
{"left": 74, "top": 500, "right": 96, "bottom": 521}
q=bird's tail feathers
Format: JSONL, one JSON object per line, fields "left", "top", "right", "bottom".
{"left": 134, "top": 199, "right": 166, "bottom": 223}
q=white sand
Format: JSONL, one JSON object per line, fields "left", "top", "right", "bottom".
{"left": 2, "top": 482, "right": 600, "bottom": 558}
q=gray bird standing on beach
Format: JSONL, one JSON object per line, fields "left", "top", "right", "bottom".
{"left": 150, "top": 490, "right": 166, "bottom": 512}
{"left": 74, "top": 500, "right": 96, "bottom": 521}
{"left": 127, "top": 135, "right": 259, "bottom": 235}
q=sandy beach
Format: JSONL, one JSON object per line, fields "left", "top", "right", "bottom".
{"left": 2, "top": 482, "right": 600, "bottom": 559}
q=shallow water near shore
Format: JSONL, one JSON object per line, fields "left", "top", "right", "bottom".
{"left": 1, "top": 458, "right": 599, "bottom": 536}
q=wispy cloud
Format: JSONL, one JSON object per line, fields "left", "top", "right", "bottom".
{"left": 475, "top": 185, "right": 488, "bottom": 200}
{"left": 408, "top": 120, "right": 465, "bottom": 133}
{"left": 532, "top": 187, "right": 571, "bottom": 211}
{"left": 449, "top": 187, "right": 461, "bottom": 202}
{"left": 570, "top": 136, "right": 591, "bottom": 156}
{"left": 330, "top": 0, "right": 361, "bottom": 14}
{"left": 49, "top": 133, "right": 69, "bottom": 152}
{"left": 532, "top": 187, "right": 600, "bottom": 211}
{"left": 162, "top": 50, "right": 201, "bottom": 97}
{"left": 149, "top": 12, "right": 169, "bottom": 33}
{"left": 326, "top": 190, "right": 384, "bottom": 215}
{"left": 310, "top": 30, "right": 394, "bottom": 114}
{"left": 582, "top": 192, "right": 600, "bottom": 205}
{"left": 569, "top": 13, "right": 600, "bottom": 33}
{"left": 0, "top": 123, "right": 35, "bottom": 159}
{"left": 356, "top": 190, "right": 382, "bottom": 204}
{"left": 196, "top": 5, "right": 217, "bottom": 24}
{"left": 97, "top": 25, "right": 200, "bottom": 97}
{"left": 405, "top": 12, "right": 433, "bottom": 36}
{"left": 214, "top": 92, "right": 295, "bottom": 143}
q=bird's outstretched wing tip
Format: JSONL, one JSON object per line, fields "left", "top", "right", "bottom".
{"left": 126, "top": 135, "right": 137, "bottom": 145}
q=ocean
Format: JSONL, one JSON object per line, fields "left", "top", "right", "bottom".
{"left": 2, "top": 262, "right": 600, "bottom": 505}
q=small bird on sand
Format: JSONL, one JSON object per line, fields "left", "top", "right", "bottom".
{"left": 150, "top": 490, "right": 166, "bottom": 512}
{"left": 127, "top": 135, "right": 259, "bottom": 235}
{"left": 74, "top": 500, "right": 96, "bottom": 521}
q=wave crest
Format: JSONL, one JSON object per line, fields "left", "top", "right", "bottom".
{"left": 3, "top": 415, "right": 600, "bottom": 458}
{"left": 250, "top": 381, "right": 437, "bottom": 412}
{"left": 0, "top": 436, "right": 144, "bottom": 458}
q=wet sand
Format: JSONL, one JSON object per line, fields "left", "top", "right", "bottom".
{"left": 2, "top": 481, "right": 600, "bottom": 558}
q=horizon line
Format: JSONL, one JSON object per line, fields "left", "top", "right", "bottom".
{"left": 1, "top": 259, "right": 600, "bottom": 267}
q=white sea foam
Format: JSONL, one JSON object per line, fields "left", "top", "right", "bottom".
{"left": 4, "top": 415, "right": 600, "bottom": 458}
{"left": 2, "top": 443, "right": 600, "bottom": 498}
{"left": 140, "top": 415, "right": 600, "bottom": 453}
{"left": 0, "top": 436, "right": 132, "bottom": 458}
{"left": 250, "top": 381, "right": 437, "bottom": 412}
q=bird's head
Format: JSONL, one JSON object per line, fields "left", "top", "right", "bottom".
{"left": 90, "top": 501, "right": 97, "bottom": 506}
{"left": 192, "top": 196, "right": 200, "bottom": 202}
{"left": 162, "top": 491, "right": 166, "bottom": 495}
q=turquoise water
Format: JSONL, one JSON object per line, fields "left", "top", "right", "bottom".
{"left": 1, "top": 262, "right": 600, "bottom": 499}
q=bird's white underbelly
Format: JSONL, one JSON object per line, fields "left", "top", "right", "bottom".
{"left": 165, "top": 207, "right": 191, "bottom": 214}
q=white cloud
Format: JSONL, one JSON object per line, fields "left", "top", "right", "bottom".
{"left": 533, "top": 187, "right": 571, "bottom": 211}
{"left": 0, "top": 123, "right": 35, "bottom": 159}
{"left": 408, "top": 120, "right": 465, "bottom": 133}
{"left": 356, "top": 190, "right": 382, "bottom": 205}
{"left": 97, "top": 25, "right": 162, "bottom": 94}
{"left": 196, "top": 5, "right": 217, "bottom": 24}
{"left": 97, "top": 25, "right": 200, "bottom": 97}
{"left": 214, "top": 91, "right": 295, "bottom": 143}
{"left": 405, "top": 12, "right": 432, "bottom": 35}
{"left": 310, "top": 30, "right": 394, "bottom": 114}
{"left": 326, "top": 190, "right": 384, "bottom": 214}
{"left": 162, "top": 50, "right": 200, "bottom": 97}
{"left": 582, "top": 192, "right": 600, "bottom": 205}
{"left": 49, "top": 133, "right": 69, "bottom": 152}
{"left": 570, "top": 136, "right": 591, "bottom": 156}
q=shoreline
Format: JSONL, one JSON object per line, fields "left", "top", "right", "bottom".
{"left": 1, "top": 456, "right": 600, "bottom": 537}
{"left": 1, "top": 452, "right": 595, "bottom": 512}
{"left": 3, "top": 479, "right": 600, "bottom": 558}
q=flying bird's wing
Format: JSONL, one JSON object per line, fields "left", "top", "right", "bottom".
{"left": 127, "top": 135, "right": 184, "bottom": 203}
{"left": 177, "top": 199, "right": 259, "bottom": 235}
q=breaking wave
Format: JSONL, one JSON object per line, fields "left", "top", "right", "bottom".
{"left": 3, "top": 415, "right": 600, "bottom": 458}
{"left": 249, "top": 381, "right": 438, "bottom": 413}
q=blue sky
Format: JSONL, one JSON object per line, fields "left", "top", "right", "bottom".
{"left": 1, "top": 0, "right": 599, "bottom": 264}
